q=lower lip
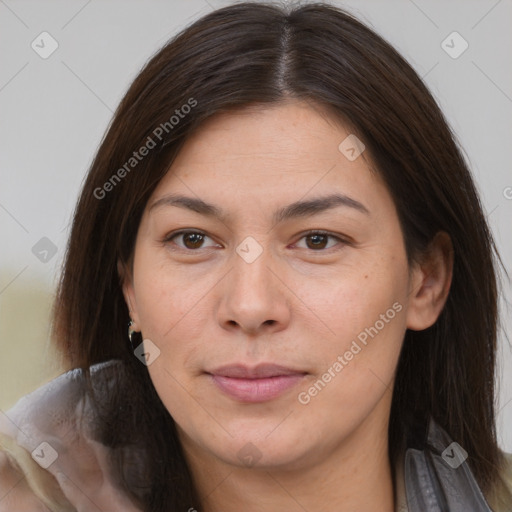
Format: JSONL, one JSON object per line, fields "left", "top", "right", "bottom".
{"left": 210, "top": 374, "right": 306, "bottom": 403}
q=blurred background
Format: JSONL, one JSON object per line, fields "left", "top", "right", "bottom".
{"left": 1, "top": 0, "right": 511, "bottom": 451}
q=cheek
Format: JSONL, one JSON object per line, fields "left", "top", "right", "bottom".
{"left": 299, "top": 256, "right": 408, "bottom": 403}
{"left": 146, "top": 361, "right": 218, "bottom": 450}
{"left": 304, "top": 256, "right": 408, "bottom": 348}
{"left": 132, "top": 247, "right": 208, "bottom": 339}
{"left": 131, "top": 256, "right": 217, "bottom": 403}
{"left": 295, "top": 272, "right": 406, "bottom": 433}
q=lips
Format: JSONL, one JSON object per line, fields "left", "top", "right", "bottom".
{"left": 207, "top": 364, "right": 307, "bottom": 403}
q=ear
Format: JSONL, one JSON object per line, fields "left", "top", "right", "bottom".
{"left": 117, "top": 259, "right": 141, "bottom": 332}
{"left": 406, "top": 231, "right": 454, "bottom": 331}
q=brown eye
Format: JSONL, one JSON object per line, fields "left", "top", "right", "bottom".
{"left": 295, "top": 231, "right": 344, "bottom": 251}
{"left": 165, "top": 230, "right": 219, "bottom": 251}
{"left": 305, "top": 233, "right": 329, "bottom": 250}
{"left": 181, "top": 232, "right": 205, "bottom": 249}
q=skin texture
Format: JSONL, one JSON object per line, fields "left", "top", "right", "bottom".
{"left": 121, "top": 100, "right": 453, "bottom": 512}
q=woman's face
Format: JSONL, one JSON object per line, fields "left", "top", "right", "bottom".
{"left": 123, "top": 100, "right": 439, "bottom": 472}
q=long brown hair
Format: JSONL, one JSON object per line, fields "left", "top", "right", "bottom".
{"left": 52, "top": 2, "right": 504, "bottom": 509}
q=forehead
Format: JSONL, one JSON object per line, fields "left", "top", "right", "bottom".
{"left": 173, "top": 100, "right": 355, "bottom": 169}
{"left": 146, "top": 101, "right": 394, "bottom": 223}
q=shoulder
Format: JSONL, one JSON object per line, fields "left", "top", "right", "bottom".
{"left": 0, "top": 434, "right": 71, "bottom": 511}
{"left": 0, "top": 360, "right": 141, "bottom": 512}
{"left": 396, "top": 418, "right": 512, "bottom": 512}
{"left": 500, "top": 450, "right": 512, "bottom": 485}
{"left": 486, "top": 450, "right": 512, "bottom": 511}
{"left": 0, "top": 449, "right": 44, "bottom": 511}
{"left": 0, "top": 360, "right": 123, "bottom": 440}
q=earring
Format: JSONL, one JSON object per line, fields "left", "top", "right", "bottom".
{"left": 128, "top": 320, "right": 140, "bottom": 350}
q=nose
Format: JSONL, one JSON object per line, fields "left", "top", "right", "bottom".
{"left": 217, "top": 242, "right": 291, "bottom": 336}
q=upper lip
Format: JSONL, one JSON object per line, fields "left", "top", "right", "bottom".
{"left": 208, "top": 364, "right": 306, "bottom": 379}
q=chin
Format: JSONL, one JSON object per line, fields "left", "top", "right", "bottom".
{"left": 209, "top": 425, "right": 320, "bottom": 471}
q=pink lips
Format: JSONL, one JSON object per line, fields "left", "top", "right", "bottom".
{"left": 208, "top": 364, "right": 307, "bottom": 403}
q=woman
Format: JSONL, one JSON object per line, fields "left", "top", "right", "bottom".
{"left": 1, "top": 2, "right": 511, "bottom": 511}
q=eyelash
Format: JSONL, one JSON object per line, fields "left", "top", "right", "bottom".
{"left": 162, "top": 229, "right": 349, "bottom": 253}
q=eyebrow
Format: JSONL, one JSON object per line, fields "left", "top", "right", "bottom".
{"left": 149, "top": 192, "right": 370, "bottom": 224}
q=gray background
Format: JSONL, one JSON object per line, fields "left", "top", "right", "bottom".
{"left": 1, "top": 0, "right": 511, "bottom": 452}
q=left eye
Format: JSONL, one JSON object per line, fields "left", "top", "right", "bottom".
{"left": 294, "top": 231, "right": 344, "bottom": 251}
